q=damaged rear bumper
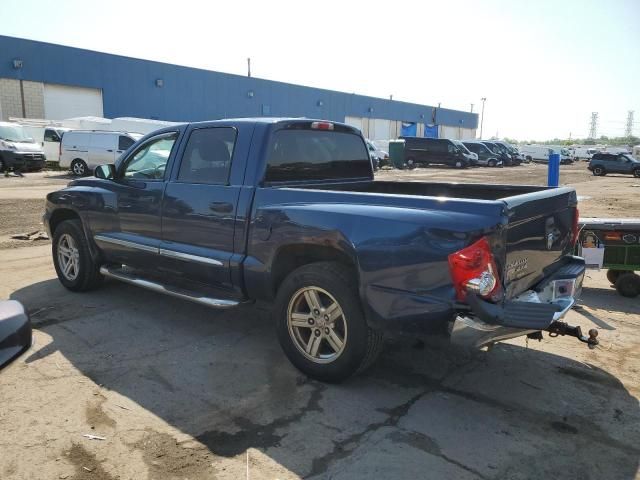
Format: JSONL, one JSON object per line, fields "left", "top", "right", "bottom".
{"left": 450, "top": 257, "right": 596, "bottom": 348}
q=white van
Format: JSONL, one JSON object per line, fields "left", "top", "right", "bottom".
{"left": 569, "top": 147, "right": 599, "bottom": 161}
{"left": 43, "top": 127, "right": 70, "bottom": 162}
{"left": 60, "top": 130, "right": 143, "bottom": 176}
{"left": 520, "top": 145, "right": 554, "bottom": 162}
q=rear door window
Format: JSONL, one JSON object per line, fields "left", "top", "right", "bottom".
{"left": 177, "top": 127, "right": 237, "bottom": 184}
{"left": 266, "top": 129, "right": 370, "bottom": 182}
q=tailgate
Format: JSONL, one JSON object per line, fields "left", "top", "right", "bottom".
{"left": 500, "top": 187, "right": 578, "bottom": 298}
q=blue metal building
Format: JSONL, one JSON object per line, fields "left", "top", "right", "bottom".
{"left": 0, "top": 35, "right": 478, "bottom": 139}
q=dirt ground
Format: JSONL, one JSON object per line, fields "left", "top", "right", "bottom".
{"left": 0, "top": 164, "right": 639, "bottom": 480}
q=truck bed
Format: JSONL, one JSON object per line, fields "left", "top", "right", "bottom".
{"left": 303, "top": 180, "right": 547, "bottom": 200}
{"left": 276, "top": 180, "right": 578, "bottom": 298}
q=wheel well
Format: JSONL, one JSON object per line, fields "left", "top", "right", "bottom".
{"left": 49, "top": 209, "right": 80, "bottom": 235}
{"left": 271, "top": 245, "right": 356, "bottom": 295}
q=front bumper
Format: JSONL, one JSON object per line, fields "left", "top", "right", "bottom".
{"left": 2, "top": 151, "right": 45, "bottom": 170}
{"left": 451, "top": 257, "right": 586, "bottom": 348}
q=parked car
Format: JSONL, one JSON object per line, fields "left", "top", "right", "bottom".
{"left": 462, "top": 141, "right": 502, "bottom": 167}
{"left": 44, "top": 118, "right": 592, "bottom": 382}
{"left": 492, "top": 141, "right": 524, "bottom": 165}
{"left": 588, "top": 153, "right": 640, "bottom": 177}
{"left": 43, "top": 127, "right": 70, "bottom": 163}
{"left": 519, "top": 145, "right": 572, "bottom": 164}
{"left": 0, "top": 122, "right": 46, "bottom": 173}
{"left": 454, "top": 140, "right": 479, "bottom": 166}
{"left": 569, "top": 147, "right": 599, "bottom": 161}
{"left": 0, "top": 300, "right": 32, "bottom": 371}
{"left": 365, "top": 140, "right": 390, "bottom": 168}
{"left": 399, "top": 137, "right": 474, "bottom": 169}
{"left": 481, "top": 141, "right": 514, "bottom": 166}
{"left": 60, "top": 130, "right": 143, "bottom": 176}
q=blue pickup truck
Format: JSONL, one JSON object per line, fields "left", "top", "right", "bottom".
{"left": 44, "top": 118, "right": 596, "bottom": 382}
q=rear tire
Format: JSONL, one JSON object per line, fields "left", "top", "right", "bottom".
{"left": 615, "top": 272, "right": 640, "bottom": 298}
{"left": 71, "top": 158, "right": 89, "bottom": 176}
{"left": 274, "top": 261, "right": 383, "bottom": 383}
{"left": 593, "top": 166, "right": 606, "bottom": 176}
{"left": 606, "top": 269, "right": 627, "bottom": 285}
{"left": 488, "top": 159, "right": 497, "bottom": 167}
{"left": 52, "top": 219, "right": 103, "bottom": 292}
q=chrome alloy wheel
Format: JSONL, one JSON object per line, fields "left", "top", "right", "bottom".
{"left": 57, "top": 233, "right": 80, "bottom": 281}
{"left": 287, "top": 286, "right": 348, "bottom": 364}
{"left": 72, "top": 161, "right": 86, "bottom": 175}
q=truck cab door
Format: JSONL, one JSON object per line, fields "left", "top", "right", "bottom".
{"left": 43, "top": 128, "right": 61, "bottom": 162}
{"left": 159, "top": 123, "right": 252, "bottom": 290}
{"left": 92, "top": 131, "right": 180, "bottom": 268}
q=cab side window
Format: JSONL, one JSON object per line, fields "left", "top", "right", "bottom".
{"left": 44, "top": 129, "right": 60, "bottom": 142}
{"left": 177, "top": 127, "right": 236, "bottom": 185}
{"left": 122, "top": 133, "right": 178, "bottom": 180}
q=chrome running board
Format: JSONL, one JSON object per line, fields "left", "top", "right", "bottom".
{"left": 99, "top": 266, "right": 241, "bottom": 309}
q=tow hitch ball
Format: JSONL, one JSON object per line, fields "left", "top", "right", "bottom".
{"left": 547, "top": 321, "right": 599, "bottom": 349}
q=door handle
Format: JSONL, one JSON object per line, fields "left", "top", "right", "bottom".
{"left": 107, "top": 149, "right": 114, "bottom": 152}
{"left": 209, "top": 202, "right": 233, "bottom": 213}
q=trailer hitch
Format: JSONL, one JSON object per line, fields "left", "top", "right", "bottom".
{"left": 547, "top": 321, "right": 599, "bottom": 349}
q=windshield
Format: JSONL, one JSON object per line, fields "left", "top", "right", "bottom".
{"left": 483, "top": 143, "right": 500, "bottom": 154}
{"left": 453, "top": 140, "right": 471, "bottom": 154}
{"left": 0, "top": 125, "right": 34, "bottom": 143}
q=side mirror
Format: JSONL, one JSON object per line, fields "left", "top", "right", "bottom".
{"left": 94, "top": 164, "right": 116, "bottom": 179}
{"left": 0, "top": 300, "right": 32, "bottom": 371}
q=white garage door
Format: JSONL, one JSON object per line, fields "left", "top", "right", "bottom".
{"left": 345, "top": 116, "right": 364, "bottom": 133}
{"left": 370, "top": 119, "right": 390, "bottom": 141}
{"left": 440, "top": 125, "right": 459, "bottom": 139}
{"left": 44, "top": 83, "right": 103, "bottom": 120}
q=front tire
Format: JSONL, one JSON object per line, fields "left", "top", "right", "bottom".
{"left": 52, "top": 219, "right": 103, "bottom": 292}
{"left": 633, "top": 169, "right": 640, "bottom": 178}
{"left": 615, "top": 272, "right": 640, "bottom": 298}
{"left": 274, "top": 262, "right": 383, "bottom": 383}
{"left": 71, "top": 158, "right": 89, "bottom": 176}
{"left": 488, "top": 159, "right": 497, "bottom": 167}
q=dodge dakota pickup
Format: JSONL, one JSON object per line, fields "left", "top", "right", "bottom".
{"left": 44, "top": 118, "right": 597, "bottom": 382}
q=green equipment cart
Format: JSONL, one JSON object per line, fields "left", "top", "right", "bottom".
{"left": 578, "top": 218, "right": 640, "bottom": 297}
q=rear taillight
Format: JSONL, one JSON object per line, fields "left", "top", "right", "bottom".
{"left": 571, "top": 208, "right": 580, "bottom": 245}
{"left": 448, "top": 237, "right": 502, "bottom": 302}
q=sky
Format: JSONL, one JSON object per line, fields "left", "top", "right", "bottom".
{"left": 2, "top": 0, "right": 639, "bottom": 140}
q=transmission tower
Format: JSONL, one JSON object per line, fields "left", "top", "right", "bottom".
{"left": 588, "top": 112, "right": 599, "bottom": 139}
{"left": 625, "top": 111, "right": 635, "bottom": 137}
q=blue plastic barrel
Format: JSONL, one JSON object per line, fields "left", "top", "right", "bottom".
{"left": 548, "top": 153, "right": 560, "bottom": 186}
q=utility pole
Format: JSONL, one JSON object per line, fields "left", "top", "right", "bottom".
{"left": 588, "top": 112, "right": 598, "bottom": 139}
{"left": 479, "top": 97, "right": 487, "bottom": 139}
{"left": 625, "top": 110, "right": 635, "bottom": 137}
{"left": 247, "top": 58, "right": 251, "bottom": 77}
{"left": 470, "top": 103, "right": 474, "bottom": 113}
{"left": 389, "top": 94, "right": 393, "bottom": 101}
